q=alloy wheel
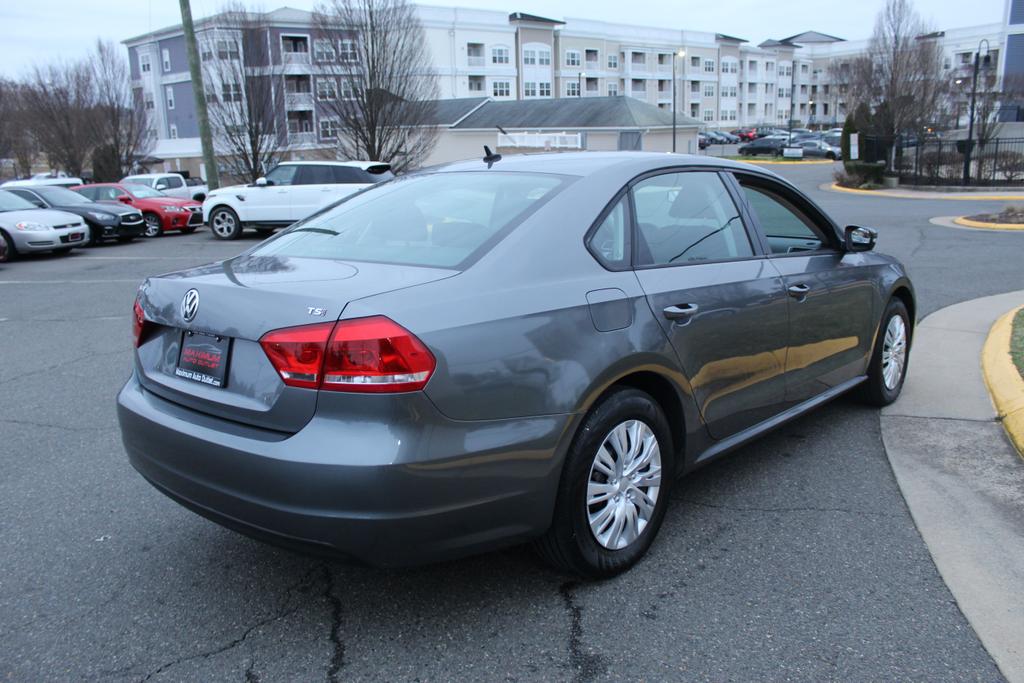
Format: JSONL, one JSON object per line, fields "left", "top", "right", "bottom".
{"left": 143, "top": 214, "right": 162, "bottom": 237}
{"left": 586, "top": 419, "right": 662, "bottom": 550}
{"left": 211, "top": 210, "right": 237, "bottom": 238}
{"left": 881, "top": 315, "right": 907, "bottom": 390}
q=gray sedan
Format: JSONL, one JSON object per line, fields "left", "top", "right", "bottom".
{"left": 0, "top": 189, "right": 89, "bottom": 261}
{"left": 118, "top": 152, "right": 914, "bottom": 577}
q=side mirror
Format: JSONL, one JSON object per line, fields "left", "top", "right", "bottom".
{"left": 254, "top": 177, "right": 268, "bottom": 187}
{"left": 155, "top": 182, "right": 168, "bottom": 190}
{"left": 118, "top": 195, "right": 133, "bottom": 204}
{"left": 845, "top": 225, "right": 877, "bottom": 252}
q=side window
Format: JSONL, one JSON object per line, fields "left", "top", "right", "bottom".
{"left": 740, "top": 183, "right": 829, "bottom": 254}
{"left": 632, "top": 172, "right": 752, "bottom": 266}
{"left": 9, "top": 190, "right": 44, "bottom": 207}
{"left": 295, "top": 165, "right": 335, "bottom": 185}
{"left": 264, "top": 165, "right": 298, "bottom": 186}
{"left": 587, "top": 195, "right": 630, "bottom": 269}
{"left": 77, "top": 187, "right": 96, "bottom": 200}
{"left": 332, "top": 166, "right": 369, "bottom": 184}
{"left": 164, "top": 175, "right": 184, "bottom": 188}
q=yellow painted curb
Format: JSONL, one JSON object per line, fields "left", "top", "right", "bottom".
{"left": 981, "top": 305, "right": 1024, "bottom": 459}
{"left": 828, "top": 183, "right": 1024, "bottom": 201}
{"left": 953, "top": 216, "right": 1024, "bottom": 231}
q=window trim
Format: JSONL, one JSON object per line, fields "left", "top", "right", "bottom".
{"left": 727, "top": 171, "right": 843, "bottom": 256}
{"left": 583, "top": 187, "right": 633, "bottom": 272}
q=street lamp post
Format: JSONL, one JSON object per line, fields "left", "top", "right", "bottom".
{"left": 672, "top": 48, "right": 685, "bottom": 152}
{"left": 954, "top": 78, "right": 964, "bottom": 129}
{"left": 963, "top": 39, "right": 990, "bottom": 185}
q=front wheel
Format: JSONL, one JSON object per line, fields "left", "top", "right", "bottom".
{"left": 859, "top": 298, "right": 911, "bottom": 406}
{"left": 0, "top": 230, "right": 15, "bottom": 263}
{"left": 209, "top": 207, "right": 243, "bottom": 240}
{"left": 142, "top": 213, "right": 163, "bottom": 238}
{"left": 535, "top": 388, "right": 674, "bottom": 578}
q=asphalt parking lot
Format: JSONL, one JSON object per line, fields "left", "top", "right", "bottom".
{"left": 2, "top": 162, "right": 1023, "bottom": 681}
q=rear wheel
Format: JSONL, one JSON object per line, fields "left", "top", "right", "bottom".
{"left": 142, "top": 213, "right": 163, "bottom": 238}
{"left": 0, "top": 230, "right": 15, "bottom": 263}
{"left": 536, "top": 388, "right": 674, "bottom": 578}
{"left": 859, "top": 298, "right": 910, "bottom": 406}
{"left": 210, "top": 207, "right": 243, "bottom": 240}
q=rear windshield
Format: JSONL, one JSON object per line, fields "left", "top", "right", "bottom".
{"left": 251, "top": 172, "right": 567, "bottom": 268}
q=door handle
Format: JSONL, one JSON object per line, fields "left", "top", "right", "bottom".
{"left": 787, "top": 283, "right": 810, "bottom": 298}
{"left": 663, "top": 303, "right": 699, "bottom": 322}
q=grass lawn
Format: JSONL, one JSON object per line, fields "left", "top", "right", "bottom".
{"left": 1012, "top": 308, "right": 1024, "bottom": 381}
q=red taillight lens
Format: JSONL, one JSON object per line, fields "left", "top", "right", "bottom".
{"left": 258, "top": 322, "right": 334, "bottom": 389}
{"left": 133, "top": 300, "right": 147, "bottom": 347}
{"left": 259, "top": 317, "right": 435, "bottom": 393}
{"left": 322, "top": 316, "right": 435, "bottom": 393}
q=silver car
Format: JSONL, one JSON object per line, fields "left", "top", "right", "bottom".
{"left": 0, "top": 190, "right": 89, "bottom": 261}
{"left": 118, "top": 152, "right": 914, "bottom": 577}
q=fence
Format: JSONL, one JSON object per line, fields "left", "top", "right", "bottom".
{"left": 860, "top": 135, "right": 1024, "bottom": 187}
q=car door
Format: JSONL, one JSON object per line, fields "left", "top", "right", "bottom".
{"left": 733, "top": 173, "right": 877, "bottom": 405}
{"left": 245, "top": 165, "right": 296, "bottom": 223}
{"left": 629, "top": 169, "right": 790, "bottom": 440}
{"left": 288, "top": 165, "right": 336, "bottom": 221}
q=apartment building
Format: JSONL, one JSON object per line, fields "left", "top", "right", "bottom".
{"left": 122, "top": 5, "right": 1006, "bottom": 174}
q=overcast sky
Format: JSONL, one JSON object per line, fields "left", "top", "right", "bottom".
{"left": 0, "top": 0, "right": 1004, "bottom": 78}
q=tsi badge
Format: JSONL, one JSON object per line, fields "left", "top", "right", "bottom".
{"left": 181, "top": 288, "right": 200, "bottom": 323}
{"left": 307, "top": 306, "right": 328, "bottom": 317}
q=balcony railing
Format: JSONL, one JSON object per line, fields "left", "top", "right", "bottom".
{"left": 467, "top": 55, "right": 485, "bottom": 67}
{"left": 498, "top": 132, "right": 582, "bottom": 149}
{"left": 285, "top": 92, "right": 313, "bottom": 108}
{"left": 288, "top": 131, "right": 316, "bottom": 145}
{"left": 283, "top": 51, "right": 310, "bottom": 65}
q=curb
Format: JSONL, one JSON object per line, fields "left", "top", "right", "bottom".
{"left": 827, "top": 183, "right": 1024, "bottom": 201}
{"left": 738, "top": 158, "right": 835, "bottom": 166}
{"left": 982, "top": 305, "right": 1024, "bottom": 458}
{"left": 954, "top": 216, "right": 1024, "bottom": 231}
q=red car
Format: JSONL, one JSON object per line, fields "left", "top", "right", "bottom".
{"left": 730, "top": 128, "right": 757, "bottom": 142}
{"left": 72, "top": 183, "right": 203, "bottom": 237}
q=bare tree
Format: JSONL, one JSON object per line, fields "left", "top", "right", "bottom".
{"left": 21, "top": 60, "right": 98, "bottom": 177}
{"left": 203, "top": 3, "right": 284, "bottom": 183}
{"left": 5, "top": 86, "right": 40, "bottom": 179}
{"left": 313, "top": 0, "right": 438, "bottom": 172}
{"left": 845, "top": 0, "right": 945, "bottom": 170}
{"left": 91, "top": 39, "right": 153, "bottom": 180}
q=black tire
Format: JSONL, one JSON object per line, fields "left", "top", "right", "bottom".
{"left": 826, "top": 152, "right": 836, "bottom": 160}
{"left": 117, "top": 236, "right": 136, "bottom": 243}
{"left": 180, "top": 225, "right": 198, "bottom": 234}
{"left": 255, "top": 227, "right": 275, "bottom": 237}
{"left": 142, "top": 213, "right": 163, "bottom": 238}
{"left": 535, "top": 388, "right": 675, "bottom": 578}
{"left": 209, "top": 206, "right": 243, "bottom": 240}
{"left": 0, "top": 230, "right": 15, "bottom": 263}
{"left": 87, "top": 223, "right": 103, "bottom": 246}
{"left": 858, "top": 298, "right": 911, "bottom": 406}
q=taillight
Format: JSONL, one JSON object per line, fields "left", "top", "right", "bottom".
{"left": 259, "top": 317, "right": 434, "bottom": 393}
{"left": 259, "top": 322, "right": 334, "bottom": 389}
{"left": 132, "top": 299, "right": 147, "bottom": 347}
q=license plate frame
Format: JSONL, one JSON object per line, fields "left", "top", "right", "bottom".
{"left": 175, "top": 330, "right": 231, "bottom": 388}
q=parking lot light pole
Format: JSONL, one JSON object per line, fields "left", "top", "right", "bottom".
{"left": 963, "top": 39, "right": 990, "bottom": 185}
{"left": 954, "top": 78, "right": 964, "bottom": 129}
{"left": 672, "top": 48, "right": 685, "bottom": 152}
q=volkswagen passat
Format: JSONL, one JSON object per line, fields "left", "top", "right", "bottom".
{"left": 118, "top": 152, "right": 914, "bottom": 577}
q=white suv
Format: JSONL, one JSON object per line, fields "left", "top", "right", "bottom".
{"left": 202, "top": 161, "right": 393, "bottom": 240}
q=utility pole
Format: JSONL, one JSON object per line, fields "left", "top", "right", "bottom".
{"left": 179, "top": 0, "right": 219, "bottom": 189}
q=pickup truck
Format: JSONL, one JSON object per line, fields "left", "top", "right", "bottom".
{"left": 121, "top": 173, "right": 209, "bottom": 202}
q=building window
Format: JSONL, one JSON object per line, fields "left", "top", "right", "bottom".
{"left": 690, "top": 55, "right": 699, "bottom": 68}
{"left": 162, "top": 49, "right": 171, "bottom": 72}
{"left": 566, "top": 50, "right": 581, "bottom": 67}
{"left": 144, "top": 93, "right": 154, "bottom": 110}
{"left": 339, "top": 39, "right": 357, "bottom": 62}
{"left": 704, "top": 83, "right": 714, "bottom": 97}
{"left": 216, "top": 39, "right": 240, "bottom": 60}
{"left": 704, "top": 59, "right": 715, "bottom": 72}
{"left": 169, "top": 123, "right": 178, "bottom": 139}
{"left": 468, "top": 76, "right": 484, "bottom": 92}
{"left": 165, "top": 86, "right": 175, "bottom": 110}
{"left": 222, "top": 82, "right": 243, "bottom": 102}
{"left": 608, "top": 82, "right": 619, "bottom": 96}
{"left": 539, "top": 49, "right": 551, "bottom": 65}
{"left": 319, "top": 118, "right": 339, "bottom": 139}
{"left": 523, "top": 49, "right": 536, "bottom": 65}
{"left": 317, "top": 78, "right": 337, "bottom": 101}
{"left": 567, "top": 81, "right": 580, "bottom": 97}
{"left": 524, "top": 81, "right": 537, "bottom": 97}
{"left": 703, "top": 109, "right": 714, "bottom": 121}
{"left": 585, "top": 48, "right": 599, "bottom": 64}
{"left": 539, "top": 82, "right": 551, "bottom": 97}
{"left": 314, "top": 39, "right": 336, "bottom": 62}
{"left": 492, "top": 47, "right": 509, "bottom": 64}
{"left": 340, "top": 79, "right": 354, "bottom": 99}
{"left": 139, "top": 54, "right": 151, "bottom": 73}
{"left": 801, "top": 64, "right": 809, "bottom": 74}
{"left": 492, "top": 80, "right": 510, "bottom": 97}
{"left": 608, "top": 54, "right": 618, "bottom": 69}
{"left": 766, "top": 61, "right": 775, "bottom": 73}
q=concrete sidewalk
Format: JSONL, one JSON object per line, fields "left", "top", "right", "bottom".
{"left": 882, "top": 290, "right": 1024, "bottom": 682}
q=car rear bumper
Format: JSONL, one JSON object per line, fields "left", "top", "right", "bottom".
{"left": 117, "top": 373, "right": 575, "bottom": 567}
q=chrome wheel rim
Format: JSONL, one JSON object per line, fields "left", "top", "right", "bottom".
{"left": 881, "top": 315, "right": 907, "bottom": 391}
{"left": 143, "top": 215, "right": 161, "bottom": 237}
{"left": 211, "top": 211, "right": 236, "bottom": 237}
{"left": 586, "top": 419, "right": 662, "bottom": 551}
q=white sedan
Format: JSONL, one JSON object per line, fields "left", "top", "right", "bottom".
{"left": 0, "top": 190, "right": 89, "bottom": 262}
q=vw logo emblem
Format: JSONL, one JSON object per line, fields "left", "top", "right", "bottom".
{"left": 181, "top": 289, "right": 200, "bottom": 323}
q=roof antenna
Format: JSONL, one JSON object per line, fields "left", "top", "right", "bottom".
{"left": 483, "top": 145, "right": 502, "bottom": 168}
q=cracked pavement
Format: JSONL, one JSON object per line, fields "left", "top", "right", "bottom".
{"left": 1, "top": 163, "right": 1021, "bottom": 681}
